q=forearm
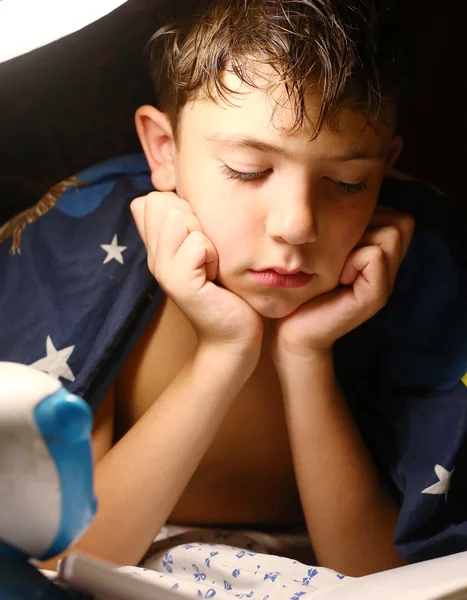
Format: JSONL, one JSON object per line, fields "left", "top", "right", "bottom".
{"left": 41, "top": 344, "right": 251, "bottom": 569}
{"left": 278, "top": 351, "right": 404, "bottom": 576}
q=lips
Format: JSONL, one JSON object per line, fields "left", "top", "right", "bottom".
{"left": 267, "top": 266, "right": 306, "bottom": 275}
{"left": 250, "top": 268, "right": 314, "bottom": 288}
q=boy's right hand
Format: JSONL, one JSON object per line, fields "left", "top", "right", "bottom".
{"left": 131, "top": 191, "right": 262, "bottom": 361}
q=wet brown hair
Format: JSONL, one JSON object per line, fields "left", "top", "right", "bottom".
{"left": 147, "top": 0, "right": 407, "bottom": 140}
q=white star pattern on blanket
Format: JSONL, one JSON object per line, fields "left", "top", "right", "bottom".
{"left": 421, "top": 464, "right": 454, "bottom": 501}
{"left": 101, "top": 234, "right": 127, "bottom": 264}
{"left": 29, "top": 335, "right": 76, "bottom": 382}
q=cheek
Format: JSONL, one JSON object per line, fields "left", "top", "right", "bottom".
{"left": 176, "top": 164, "right": 255, "bottom": 259}
{"left": 200, "top": 213, "right": 235, "bottom": 252}
{"left": 334, "top": 201, "right": 374, "bottom": 247}
{"left": 319, "top": 202, "right": 374, "bottom": 278}
{"left": 200, "top": 206, "right": 257, "bottom": 267}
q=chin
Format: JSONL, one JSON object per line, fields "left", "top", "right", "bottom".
{"left": 246, "top": 296, "right": 301, "bottom": 319}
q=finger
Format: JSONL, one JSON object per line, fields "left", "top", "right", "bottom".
{"left": 140, "top": 192, "right": 191, "bottom": 259}
{"left": 367, "top": 205, "right": 415, "bottom": 258}
{"left": 171, "top": 230, "right": 219, "bottom": 291}
{"left": 131, "top": 192, "right": 170, "bottom": 257}
{"left": 154, "top": 208, "right": 203, "bottom": 277}
{"left": 140, "top": 194, "right": 165, "bottom": 261}
{"left": 370, "top": 216, "right": 414, "bottom": 259}
{"left": 357, "top": 225, "right": 403, "bottom": 289}
{"left": 340, "top": 245, "right": 390, "bottom": 309}
{"left": 130, "top": 196, "right": 147, "bottom": 246}
{"left": 367, "top": 204, "right": 405, "bottom": 223}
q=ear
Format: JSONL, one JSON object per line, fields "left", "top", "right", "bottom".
{"left": 135, "top": 105, "right": 176, "bottom": 191}
{"left": 385, "top": 135, "right": 404, "bottom": 171}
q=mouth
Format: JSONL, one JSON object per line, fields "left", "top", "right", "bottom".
{"left": 250, "top": 268, "right": 314, "bottom": 289}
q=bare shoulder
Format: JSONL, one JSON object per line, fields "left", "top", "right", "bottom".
{"left": 114, "top": 296, "right": 198, "bottom": 434}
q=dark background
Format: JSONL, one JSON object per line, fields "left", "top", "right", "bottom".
{"left": 0, "top": 0, "right": 465, "bottom": 225}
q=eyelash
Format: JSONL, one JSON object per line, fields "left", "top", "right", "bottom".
{"left": 221, "top": 165, "right": 368, "bottom": 193}
{"left": 334, "top": 181, "right": 368, "bottom": 194}
{"left": 221, "top": 165, "right": 269, "bottom": 183}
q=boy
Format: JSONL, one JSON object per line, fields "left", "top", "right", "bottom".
{"left": 2, "top": 0, "right": 467, "bottom": 580}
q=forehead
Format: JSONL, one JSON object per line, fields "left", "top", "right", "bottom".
{"left": 179, "top": 71, "right": 394, "bottom": 155}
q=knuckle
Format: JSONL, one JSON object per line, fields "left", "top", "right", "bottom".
{"left": 129, "top": 197, "right": 145, "bottom": 222}
{"left": 377, "top": 225, "right": 403, "bottom": 254}
{"left": 187, "top": 229, "right": 205, "bottom": 244}
{"left": 371, "top": 245, "right": 386, "bottom": 261}
{"left": 383, "top": 223, "right": 402, "bottom": 240}
{"left": 142, "top": 191, "right": 163, "bottom": 208}
{"left": 166, "top": 206, "right": 183, "bottom": 220}
{"left": 165, "top": 205, "right": 197, "bottom": 225}
{"left": 164, "top": 207, "right": 188, "bottom": 228}
{"left": 130, "top": 196, "right": 143, "bottom": 210}
{"left": 402, "top": 214, "right": 416, "bottom": 235}
{"left": 395, "top": 212, "right": 415, "bottom": 233}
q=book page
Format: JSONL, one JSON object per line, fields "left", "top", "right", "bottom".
{"left": 313, "top": 552, "right": 467, "bottom": 600}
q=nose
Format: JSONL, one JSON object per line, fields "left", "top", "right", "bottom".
{"left": 266, "top": 191, "right": 317, "bottom": 245}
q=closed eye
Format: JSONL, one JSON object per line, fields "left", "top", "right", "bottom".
{"left": 331, "top": 180, "right": 367, "bottom": 194}
{"left": 221, "top": 164, "right": 367, "bottom": 194}
{"left": 221, "top": 164, "right": 270, "bottom": 182}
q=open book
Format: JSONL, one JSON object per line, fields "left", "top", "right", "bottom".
{"left": 56, "top": 550, "right": 467, "bottom": 600}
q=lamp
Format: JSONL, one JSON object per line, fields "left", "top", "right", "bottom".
{"left": 0, "top": 0, "right": 128, "bottom": 64}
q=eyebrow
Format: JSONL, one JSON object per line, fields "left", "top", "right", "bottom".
{"left": 206, "top": 134, "right": 385, "bottom": 162}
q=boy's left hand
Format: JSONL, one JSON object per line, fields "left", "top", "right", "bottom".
{"left": 273, "top": 206, "right": 415, "bottom": 363}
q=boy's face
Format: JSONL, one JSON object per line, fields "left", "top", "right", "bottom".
{"left": 171, "top": 75, "right": 399, "bottom": 319}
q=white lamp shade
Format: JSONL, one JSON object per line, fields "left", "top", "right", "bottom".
{"left": 0, "top": 0, "right": 129, "bottom": 64}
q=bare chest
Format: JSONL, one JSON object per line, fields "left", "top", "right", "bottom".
{"left": 115, "top": 298, "right": 303, "bottom": 526}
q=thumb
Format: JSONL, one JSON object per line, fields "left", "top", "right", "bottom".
{"left": 130, "top": 197, "right": 147, "bottom": 245}
{"left": 340, "top": 255, "right": 359, "bottom": 286}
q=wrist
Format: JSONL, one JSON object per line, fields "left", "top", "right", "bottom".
{"left": 195, "top": 339, "right": 260, "bottom": 384}
{"left": 274, "top": 348, "right": 340, "bottom": 405}
{"left": 274, "top": 344, "right": 334, "bottom": 373}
